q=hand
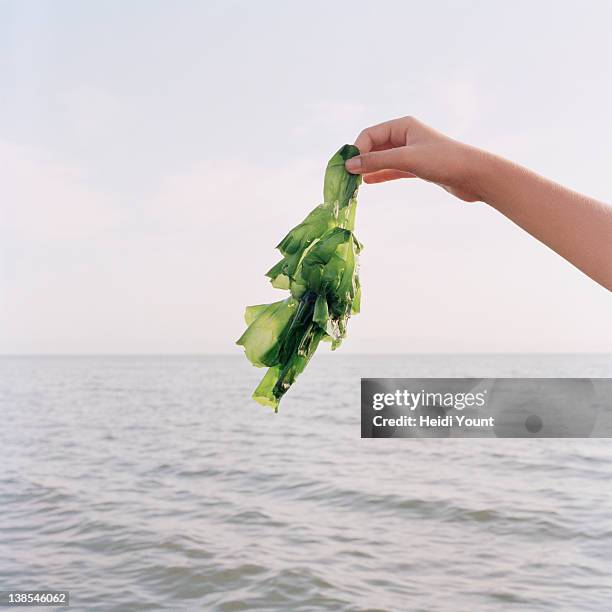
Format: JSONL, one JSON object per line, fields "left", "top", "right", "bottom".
{"left": 346, "top": 116, "right": 612, "bottom": 290}
{"left": 345, "top": 116, "right": 484, "bottom": 202}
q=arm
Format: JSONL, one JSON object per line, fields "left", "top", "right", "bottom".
{"left": 345, "top": 116, "right": 612, "bottom": 291}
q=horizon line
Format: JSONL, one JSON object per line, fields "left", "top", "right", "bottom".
{"left": 0, "top": 352, "right": 610, "bottom": 357}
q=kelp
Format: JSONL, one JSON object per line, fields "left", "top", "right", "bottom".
{"left": 237, "top": 145, "right": 363, "bottom": 410}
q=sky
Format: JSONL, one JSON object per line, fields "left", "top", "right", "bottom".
{"left": 1, "top": 0, "right": 611, "bottom": 354}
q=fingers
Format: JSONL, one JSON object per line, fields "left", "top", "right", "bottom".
{"left": 354, "top": 125, "right": 391, "bottom": 154}
{"left": 353, "top": 116, "right": 416, "bottom": 153}
{"left": 363, "top": 170, "right": 416, "bottom": 184}
{"left": 345, "top": 146, "right": 409, "bottom": 175}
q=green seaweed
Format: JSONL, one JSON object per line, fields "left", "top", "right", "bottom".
{"left": 237, "top": 145, "right": 363, "bottom": 410}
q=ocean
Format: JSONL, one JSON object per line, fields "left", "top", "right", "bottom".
{"left": 1, "top": 354, "right": 611, "bottom": 611}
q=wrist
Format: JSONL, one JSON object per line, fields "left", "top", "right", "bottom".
{"left": 466, "top": 148, "right": 512, "bottom": 204}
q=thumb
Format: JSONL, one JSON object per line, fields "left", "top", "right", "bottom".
{"left": 345, "top": 147, "right": 409, "bottom": 174}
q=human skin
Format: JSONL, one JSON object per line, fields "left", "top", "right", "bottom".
{"left": 345, "top": 116, "right": 612, "bottom": 291}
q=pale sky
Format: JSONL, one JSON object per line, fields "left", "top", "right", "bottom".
{"left": 1, "top": 0, "right": 611, "bottom": 354}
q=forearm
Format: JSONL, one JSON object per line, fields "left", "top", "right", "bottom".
{"left": 472, "top": 151, "right": 612, "bottom": 291}
{"left": 347, "top": 116, "right": 612, "bottom": 290}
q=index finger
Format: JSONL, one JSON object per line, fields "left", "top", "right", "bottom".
{"left": 353, "top": 116, "right": 411, "bottom": 154}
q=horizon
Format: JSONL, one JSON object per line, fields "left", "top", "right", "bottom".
{"left": 2, "top": 351, "right": 610, "bottom": 356}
